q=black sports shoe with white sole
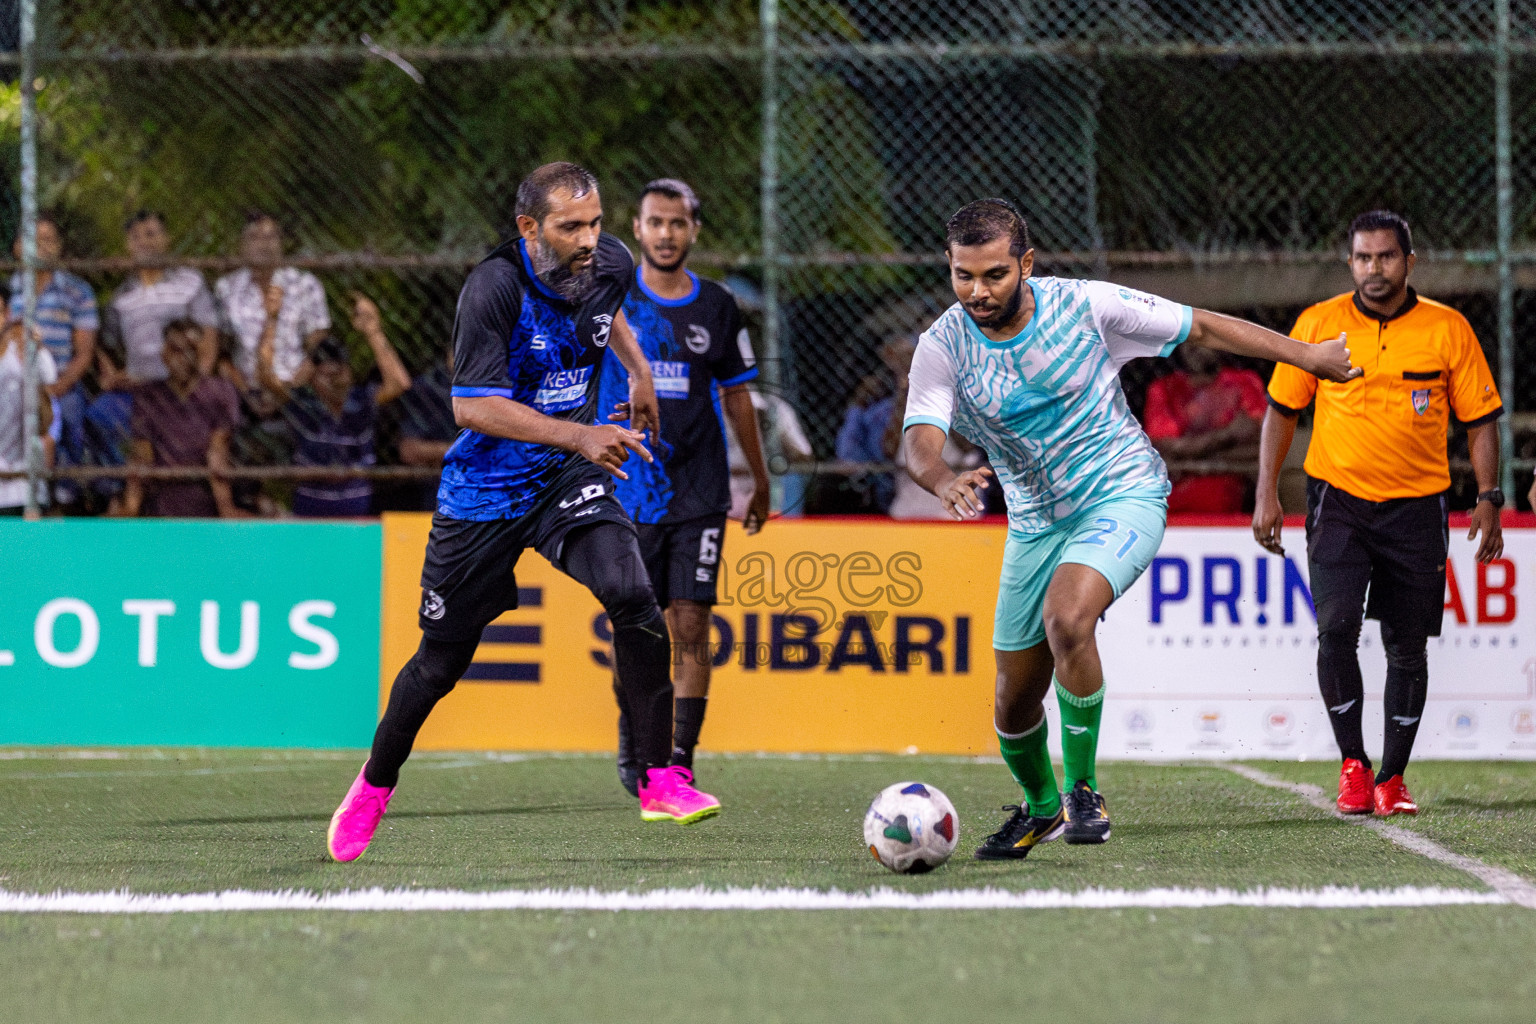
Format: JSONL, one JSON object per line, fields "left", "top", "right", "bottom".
{"left": 973, "top": 803, "right": 1066, "bottom": 860}
{"left": 1062, "top": 779, "right": 1111, "bottom": 844}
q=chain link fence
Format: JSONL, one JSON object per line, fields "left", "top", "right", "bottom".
{"left": 4, "top": 0, "right": 1533, "bottom": 514}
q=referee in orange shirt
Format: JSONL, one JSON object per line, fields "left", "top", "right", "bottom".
{"left": 1254, "top": 210, "right": 1504, "bottom": 818}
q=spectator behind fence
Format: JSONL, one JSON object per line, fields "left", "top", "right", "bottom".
{"left": 90, "top": 211, "right": 220, "bottom": 505}
{"left": 393, "top": 346, "right": 457, "bottom": 512}
{"left": 122, "top": 319, "right": 241, "bottom": 518}
{"left": 726, "top": 390, "right": 812, "bottom": 518}
{"left": 0, "top": 319, "right": 56, "bottom": 514}
{"left": 218, "top": 210, "right": 330, "bottom": 387}
{"left": 9, "top": 214, "right": 97, "bottom": 504}
{"left": 260, "top": 294, "right": 410, "bottom": 517}
{"left": 834, "top": 335, "right": 915, "bottom": 513}
{"left": 1142, "top": 345, "right": 1267, "bottom": 513}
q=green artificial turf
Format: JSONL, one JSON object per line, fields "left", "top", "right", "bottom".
{"left": 1, "top": 751, "right": 1533, "bottom": 1024}
{"left": 1258, "top": 759, "right": 1536, "bottom": 878}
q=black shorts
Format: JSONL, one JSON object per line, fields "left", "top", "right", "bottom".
{"left": 1305, "top": 476, "right": 1449, "bottom": 638}
{"left": 635, "top": 514, "right": 727, "bottom": 607}
{"left": 418, "top": 476, "right": 634, "bottom": 642}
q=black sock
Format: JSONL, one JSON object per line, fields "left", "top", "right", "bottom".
{"left": 1317, "top": 622, "right": 1369, "bottom": 769}
{"left": 365, "top": 636, "right": 477, "bottom": 788}
{"left": 1378, "top": 623, "right": 1429, "bottom": 782}
{"left": 671, "top": 697, "right": 708, "bottom": 769}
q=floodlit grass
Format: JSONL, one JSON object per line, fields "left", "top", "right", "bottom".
{"left": 1, "top": 751, "right": 1533, "bottom": 1023}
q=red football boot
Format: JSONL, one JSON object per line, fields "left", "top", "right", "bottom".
{"left": 1373, "top": 774, "right": 1419, "bottom": 817}
{"left": 1336, "top": 758, "right": 1375, "bottom": 815}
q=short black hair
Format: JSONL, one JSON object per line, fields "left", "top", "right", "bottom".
{"left": 124, "top": 209, "right": 164, "bottom": 232}
{"left": 310, "top": 335, "right": 350, "bottom": 367}
{"left": 515, "top": 162, "right": 600, "bottom": 224}
{"left": 162, "top": 317, "right": 203, "bottom": 341}
{"left": 243, "top": 208, "right": 281, "bottom": 232}
{"left": 946, "top": 199, "right": 1031, "bottom": 257}
{"left": 1349, "top": 209, "right": 1413, "bottom": 257}
{"left": 638, "top": 178, "right": 701, "bottom": 221}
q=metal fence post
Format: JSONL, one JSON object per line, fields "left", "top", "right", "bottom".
{"left": 1495, "top": 0, "right": 1515, "bottom": 497}
{"left": 18, "top": 0, "right": 40, "bottom": 520}
{"left": 759, "top": 0, "right": 781, "bottom": 392}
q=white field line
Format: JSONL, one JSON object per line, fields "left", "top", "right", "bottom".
{"left": 0, "top": 885, "right": 1507, "bottom": 915}
{"left": 1220, "top": 762, "right": 1536, "bottom": 911}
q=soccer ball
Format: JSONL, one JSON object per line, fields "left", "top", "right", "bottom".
{"left": 863, "top": 781, "right": 959, "bottom": 874}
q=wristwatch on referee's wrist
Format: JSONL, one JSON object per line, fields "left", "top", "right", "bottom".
{"left": 1476, "top": 488, "right": 1505, "bottom": 509}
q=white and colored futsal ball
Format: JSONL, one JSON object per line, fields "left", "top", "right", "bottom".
{"left": 862, "top": 781, "right": 959, "bottom": 874}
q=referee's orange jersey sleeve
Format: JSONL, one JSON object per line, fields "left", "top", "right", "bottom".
{"left": 1268, "top": 291, "right": 1502, "bottom": 501}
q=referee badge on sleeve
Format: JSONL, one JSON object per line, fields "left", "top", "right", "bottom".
{"left": 1411, "top": 389, "right": 1430, "bottom": 415}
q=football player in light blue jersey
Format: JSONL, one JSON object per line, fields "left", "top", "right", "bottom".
{"left": 902, "top": 200, "right": 1361, "bottom": 859}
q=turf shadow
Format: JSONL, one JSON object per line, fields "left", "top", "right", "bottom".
{"left": 155, "top": 803, "right": 626, "bottom": 827}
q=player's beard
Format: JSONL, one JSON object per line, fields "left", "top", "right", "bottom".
{"left": 642, "top": 239, "right": 690, "bottom": 274}
{"left": 530, "top": 231, "right": 597, "bottom": 302}
{"left": 964, "top": 277, "right": 1025, "bottom": 331}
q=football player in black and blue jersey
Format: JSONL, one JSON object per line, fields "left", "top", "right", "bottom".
{"left": 327, "top": 163, "right": 721, "bottom": 862}
{"left": 598, "top": 178, "right": 771, "bottom": 796}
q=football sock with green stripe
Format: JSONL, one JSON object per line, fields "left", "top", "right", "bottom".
{"left": 1056, "top": 677, "right": 1105, "bottom": 791}
{"left": 997, "top": 716, "right": 1061, "bottom": 817}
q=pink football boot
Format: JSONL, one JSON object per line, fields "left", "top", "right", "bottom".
{"left": 327, "top": 763, "right": 394, "bottom": 862}
{"left": 638, "top": 766, "right": 721, "bottom": 824}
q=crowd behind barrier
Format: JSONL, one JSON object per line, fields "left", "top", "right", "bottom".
{"left": 4, "top": 211, "right": 1535, "bottom": 520}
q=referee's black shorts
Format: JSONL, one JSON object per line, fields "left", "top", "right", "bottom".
{"left": 1304, "top": 475, "right": 1449, "bottom": 639}
{"left": 417, "top": 474, "right": 636, "bottom": 643}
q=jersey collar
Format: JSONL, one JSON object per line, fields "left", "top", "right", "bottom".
{"left": 1351, "top": 285, "right": 1418, "bottom": 323}
{"left": 634, "top": 265, "right": 700, "bottom": 307}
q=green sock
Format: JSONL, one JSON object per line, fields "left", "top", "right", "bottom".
{"left": 996, "top": 717, "right": 1061, "bottom": 816}
{"left": 1056, "top": 677, "right": 1105, "bottom": 791}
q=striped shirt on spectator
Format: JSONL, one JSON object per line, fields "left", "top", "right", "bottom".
{"left": 284, "top": 383, "right": 378, "bottom": 517}
{"left": 102, "top": 268, "right": 218, "bottom": 382}
{"left": 7, "top": 270, "right": 99, "bottom": 366}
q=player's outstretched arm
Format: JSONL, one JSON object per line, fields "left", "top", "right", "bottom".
{"left": 1185, "top": 309, "right": 1361, "bottom": 383}
{"left": 452, "top": 395, "right": 652, "bottom": 479}
{"left": 904, "top": 422, "right": 992, "bottom": 521}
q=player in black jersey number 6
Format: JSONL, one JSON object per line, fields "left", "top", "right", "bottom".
{"left": 598, "top": 179, "right": 772, "bottom": 797}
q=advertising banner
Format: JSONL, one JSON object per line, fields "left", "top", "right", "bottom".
{"left": 383, "top": 513, "right": 1536, "bottom": 760}
{"left": 0, "top": 521, "right": 381, "bottom": 747}
{"left": 1099, "top": 525, "right": 1536, "bottom": 761}
{"left": 381, "top": 514, "right": 998, "bottom": 754}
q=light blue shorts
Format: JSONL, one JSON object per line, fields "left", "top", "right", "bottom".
{"left": 993, "top": 494, "right": 1168, "bottom": 651}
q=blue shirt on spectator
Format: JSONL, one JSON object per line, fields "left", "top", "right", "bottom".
{"left": 8, "top": 270, "right": 99, "bottom": 366}
{"left": 835, "top": 394, "right": 896, "bottom": 512}
{"left": 835, "top": 394, "right": 895, "bottom": 464}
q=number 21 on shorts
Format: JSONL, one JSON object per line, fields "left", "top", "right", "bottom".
{"left": 1083, "top": 517, "right": 1140, "bottom": 560}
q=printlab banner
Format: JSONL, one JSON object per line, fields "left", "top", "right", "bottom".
{"left": 1097, "top": 527, "right": 1536, "bottom": 760}
{"left": 0, "top": 521, "right": 381, "bottom": 747}
{"left": 384, "top": 514, "right": 1535, "bottom": 760}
